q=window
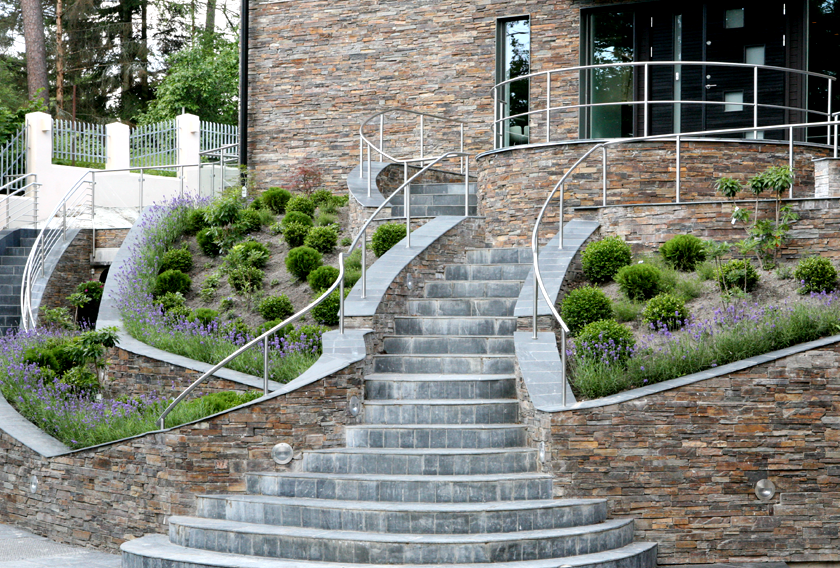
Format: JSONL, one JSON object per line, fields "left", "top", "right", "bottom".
{"left": 497, "top": 17, "right": 530, "bottom": 147}
{"left": 585, "top": 10, "right": 635, "bottom": 138}
{"left": 725, "top": 91, "right": 745, "bottom": 112}
{"left": 725, "top": 8, "right": 745, "bottom": 28}
{"left": 745, "top": 45, "right": 765, "bottom": 65}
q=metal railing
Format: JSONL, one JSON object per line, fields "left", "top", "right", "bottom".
{"left": 200, "top": 121, "right": 238, "bottom": 154}
{"left": 0, "top": 126, "right": 27, "bottom": 189}
{"left": 199, "top": 143, "right": 239, "bottom": 197}
{"left": 0, "top": 174, "right": 39, "bottom": 232}
{"left": 130, "top": 119, "right": 177, "bottom": 168}
{"left": 530, "top": 115, "right": 840, "bottom": 407}
{"left": 53, "top": 119, "right": 106, "bottom": 166}
{"left": 359, "top": 109, "right": 468, "bottom": 196}
{"left": 493, "top": 61, "right": 837, "bottom": 149}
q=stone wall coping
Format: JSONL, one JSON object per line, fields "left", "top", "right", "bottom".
{"left": 514, "top": 331, "right": 576, "bottom": 409}
{"left": 0, "top": 388, "right": 70, "bottom": 457}
{"left": 344, "top": 215, "right": 468, "bottom": 317}
{"left": 575, "top": 195, "right": 840, "bottom": 211}
{"left": 813, "top": 156, "right": 840, "bottom": 163}
{"left": 533, "top": 332, "right": 840, "bottom": 413}
{"left": 347, "top": 162, "right": 388, "bottom": 207}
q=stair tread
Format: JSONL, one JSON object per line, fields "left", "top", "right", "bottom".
{"left": 347, "top": 423, "right": 523, "bottom": 429}
{"left": 123, "top": 535, "right": 657, "bottom": 568}
{"left": 169, "top": 515, "right": 633, "bottom": 543}
{"left": 364, "top": 399, "right": 517, "bottom": 406}
{"left": 395, "top": 315, "right": 517, "bottom": 319}
{"left": 306, "top": 447, "right": 534, "bottom": 456}
{"left": 366, "top": 374, "right": 516, "bottom": 382}
{"left": 249, "top": 471, "right": 550, "bottom": 482}
{"left": 375, "top": 353, "right": 514, "bottom": 358}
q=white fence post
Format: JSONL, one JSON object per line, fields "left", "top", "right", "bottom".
{"left": 25, "top": 112, "right": 52, "bottom": 176}
{"left": 176, "top": 113, "right": 201, "bottom": 166}
{"left": 106, "top": 122, "right": 130, "bottom": 170}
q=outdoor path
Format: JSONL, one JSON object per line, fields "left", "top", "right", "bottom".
{"left": 0, "top": 523, "right": 120, "bottom": 567}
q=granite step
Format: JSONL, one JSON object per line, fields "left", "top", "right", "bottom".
{"left": 466, "top": 249, "right": 533, "bottom": 265}
{"left": 393, "top": 316, "right": 517, "bottom": 336}
{"left": 424, "top": 280, "right": 523, "bottom": 299}
{"left": 19, "top": 237, "right": 36, "bottom": 248}
{"left": 444, "top": 264, "right": 532, "bottom": 281}
{"left": 300, "top": 447, "right": 537, "bottom": 475}
{"left": 246, "top": 471, "right": 554, "bottom": 502}
{"left": 3, "top": 246, "right": 32, "bottom": 256}
{"left": 390, "top": 194, "right": 478, "bottom": 207}
{"left": 407, "top": 298, "right": 517, "bottom": 317}
{"left": 195, "top": 494, "right": 607, "bottom": 533}
{"left": 382, "top": 336, "right": 515, "bottom": 355}
{"left": 365, "top": 374, "right": 517, "bottom": 401}
{"left": 345, "top": 423, "right": 526, "bottom": 449}
{"left": 408, "top": 183, "right": 477, "bottom": 195}
{"left": 0, "top": 265, "right": 24, "bottom": 275}
{"left": 0, "top": 255, "right": 27, "bottom": 265}
{"left": 390, "top": 205, "right": 478, "bottom": 217}
{"left": 363, "top": 399, "right": 519, "bottom": 425}
{"left": 373, "top": 353, "right": 515, "bottom": 375}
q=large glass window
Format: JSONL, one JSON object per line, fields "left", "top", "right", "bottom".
{"left": 808, "top": 0, "right": 840, "bottom": 143}
{"left": 586, "top": 11, "right": 635, "bottom": 138}
{"left": 497, "top": 17, "right": 530, "bottom": 146}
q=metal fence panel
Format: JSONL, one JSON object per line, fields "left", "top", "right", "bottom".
{"left": 52, "top": 119, "right": 106, "bottom": 167}
{"left": 130, "top": 119, "right": 176, "bottom": 168}
{"left": 0, "top": 126, "right": 27, "bottom": 191}
{"left": 200, "top": 121, "right": 238, "bottom": 154}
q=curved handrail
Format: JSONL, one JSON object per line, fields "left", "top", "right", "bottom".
{"left": 0, "top": 174, "right": 40, "bottom": 232}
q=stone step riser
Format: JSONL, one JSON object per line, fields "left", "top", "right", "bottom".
{"left": 195, "top": 496, "right": 606, "bottom": 534}
{"left": 390, "top": 205, "right": 479, "bottom": 217}
{"left": 424, "top": 281, "right": 522, "bottom": 299}
{"left": 0, "top": 256, "right": 26, "bottom": 265}
{"left": 394, "top": 317, "right": 517, "bottom": 336}
{"left": 301, "top": 450, "right": 537, "bottom": 475}
{"left": 345, "top": 425, "right": 527, "bottom": 449}
{"left": 383, "top": 336, "right": 515, "bottom": 355}
{"left": 365, "top": 377, "right": 517, "bottom": 400}
{"left": 246, "top": 474, "right": 553, "bottom": 503}
{"left": 168, "top": 520, "right": 635, "bottom": 564}
{"left": 3, "top": 247, "right": 31, "bottom": 256}
{"left": 373, "top": 355, "right": 515, "bottom": 375}
{"left": 0, "top": 266, "right": 24, "bottom": 275}
{"left": 390, "top": 194, "right": 478, "bottom": 206}
{"left": 444, "top": 264, "right": 532, "bottom": 281}
{"left": 466, "top": 249, "right": 533, "bottom": 265}
{"left": 363, "top": 401, "right": 519, "bottom": 425}
{"left": 407, "top": 298, "right": 517, "bottom": 317}
{"left": 409, "top": 183, "right": 477, "bottom": 194}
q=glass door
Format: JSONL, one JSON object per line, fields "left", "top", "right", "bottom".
{"left": 585, "top": 10, "right": 635, "bottom": 138}
{"left": 497, "top": 17, "right": 530, "bottom": 147}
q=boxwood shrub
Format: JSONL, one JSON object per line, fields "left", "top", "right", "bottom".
{"left": 581, "top": 236, "right": 632, "bottom": 283}
{"left": 560, "top": 286, "right": 614, "bottom": 335}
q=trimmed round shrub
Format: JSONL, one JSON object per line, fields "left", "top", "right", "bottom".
{"left": 237, "top": 209, "right": 262, "bottom": 233}
{"left": 642, "top": 293, "right": 689, "bottom": 330}
{"left": 23, "top": 346, "right": 60, "bottom": 373}
{"left": 304, "top": 226, "right": 338, "bottom": 254}
{"left": 340, "top": 236, "right": 352, "bottom": 247}
{"left": 282, "top": 210, "right": 314, "bottom": 228}
{"left": 660, "top": 234, "right": 707, "bottom": 271}
{"left": 716, "top": 259, "right": 760, "bottom": 292}
{"left": 196, "top": 227, "right": 218, "bottom": 256}
{"left": 312, "top": 289, "right": 349, "bottom": 326}
{"left": 575, "top": 319, "right": 636, "bottom": 361}
{"left": 286, "top": 196, "right": 316, "bottom": 217}
{"left": 372, "top": 222, "right": 407, "bottom": 257}
{"left": 262, "top": 187, "right": 293, "bottom": 214}
{"left": 189, "top": 308, "right": 219, "bottom": 326}
{"left": 153, "top": 269, "right": 192, "bottom": 297}
{"left": 285, "top": 246, "right": 323, "bottom": 279}
{"left": 794, "top": 256, "right": 837, "bottom": 293}
{"left": 157, "top": 291, "right": 186, "bottom": 312}
{"left": 184, "top": 208, "right": 209, "bottom": 235}
{"left": 226, "top": 241, "right": 270, "bottom": 269}
{"left": 615, "top": 263, "right": 662, "bottom": 301}
{"left": 60, "top": 366, "right": 99, "bottom": 395}
{"left": 248, "top": 196, "right": 263, "bottom": 210}
{"left": 160, "top": 248, "right": 193, "bottom": 274}
{"left": 258, "top": 295, "right": 295, "bottom": 321}
{"left": 308, "top": 265, "right": 339, "bottom": 292}
{"left": 227, "top": 266, "right": 264, "bottom": 292}
{"left": 581, "top": 236, "right": 632, "bottom": 283}
{"left": 204, "top": 194, "right": 241, "bottom": 227}
{"left": 560, "top": 286, "right": 614, "bottom": 335}
{"left": 311, "top": 189, "right": 333, "bottom": 209}
{"left": 283, "top": 222, "right": 311, "bottom": 248}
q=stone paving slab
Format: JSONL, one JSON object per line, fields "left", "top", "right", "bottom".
{"left": 0, "top": 523, "right": 120, "bottom": 567}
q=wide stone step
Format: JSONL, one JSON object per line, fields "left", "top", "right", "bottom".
{"left": 394, "top": 316, "right": 517, "bottom": 336}
{"left": 390, "top": 194, "right": 478, "bottom": 207}
{"left": 383, "top": 336, "right": 515, "bottom": 355}
{"left": 363, "top": 399, "right": 519, "bottom": 425}
{"left": 301, "top": 447, "right": 537, "bottom": 475}
{"left": 365, "top": 374, "right": 517, "bottom": 401}
{"left": 373, "top": 354, "right": 515, "bottom": 375}
{"left": 246, "top": 471, "right": 554, "bottom": 502}
{"left": 0, "top": 255, "right": 27, "bottom": 265}
{"left": 444, "top": 264, "right": 532, "bottom": 281}
{"left": 0, "top": 265, "right": 24, "bottom": 275}
{"left": 424, "top": 280, "right": 523, "bottom": 299}
{"left": 3, "top": 246, "right": 31, "bottom": 256}
{"left": 123, "top": 535, "right": 658, "bottom": 568}
{"left": 466, "top": 248, "right": 533, "bottom": 265}
{"left": 409, "top": 183, "right": 477, "bottom": 195}
{"left": 19, "top": 238, "right": 36, "bottom": 248}
{"left": 345, "top": 424, "right": 526, "bottom": 449}
{"left": 195, "top": 494, "right": 606, "bottom": 534}
{"left": 0, "top": 284, "right": 22, "bottom": 295}
{"left": 408, "top": 298, "right": 517, "bottom": 317}
{"left": 390, "top": 205, "right": 478, "bottom": 217}
{"left": 167, "top": 516, "right": 634, "bottom": 564}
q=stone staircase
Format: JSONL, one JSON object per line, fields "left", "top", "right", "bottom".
{"left": 122, "top": 247, "right": 657, "bottom": 568}
{"left": 388, "top": 183, "right": 478, "bottom": 218}
{"left": 0, "top": 229, "right": 36, "bottom": 333}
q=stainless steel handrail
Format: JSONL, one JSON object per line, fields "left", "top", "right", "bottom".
{"left": 0, "top": 174, "right": 40, "bottom": 232}
{"left": 493, "top": 60, "right": 837, "bottom": 147}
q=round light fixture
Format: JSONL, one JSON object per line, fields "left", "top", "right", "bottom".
{"left": 539, "top": 441, "right": 547, "bottom": 463}
{"left": 29, "top": 474, "right": 38, "bottom": 494}
{"left": 348, "top": 396, "right": 361, "bottom": 417}
{"left": 755, "top": 479, "right": 776, "bottom": 502}
{"left": 271, "top": 443, "right": 294, "bottom": 465}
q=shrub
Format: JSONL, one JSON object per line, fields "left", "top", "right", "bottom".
{"left": 560, "top": 286, "right": 614, "bottom": 335}
{"left": 286, "top": 196, "right": 316, "bottom": 217}
{"left": 341, "top": 236, "right": 352, "bottom": 247}
{"left": 40, "top": 307, "right": 75, "bottom": 330}
{"left": 304, "top": 226, "right": 338, "bottom": 254}
{"left": 153, "top": 269, "right": 192, "bottom": 297}
{"left": 184, "top": 208, "right": 209, "bottom": 235}
{"left": 189, "top": 308, "right": 220, "bottom": 326}
{"left": 308, "top": 265, "right": 339, "bottom": 292}
{"left": 205, "top": 225, "right": 245, "bottom": 254}
{"left": 203, "top": 193, "right": 242, "bottom": 227}
{"left": 285, "top": 246, "right": 322, "bottom": 279}
{"left": 344, "top": 268, "right": 361, "bottom": 289}
{"left": 794, "top": 256, "right": 837, "bottom": 293}
{"left": 189, "top": 391, "right": 262, "bottom": 414}
{"left": 158, "top": 291, "right": 186, "bottom": 312}
{"left": 581, "top": 236, "right": 632, "bottom": 283}
{"left": 256, "top": 209, "right": 275, "bottom": 226}
{"left": 282, "top": 210, "right": 314, "bottom": 228}
{"left": 60, "top": 366, "right": 99, "bottom": 395}
{"left": 716, "top": 259, "right": 760, "bottom": 292}
{"left": 269, "top": 222, "right": 283, "bottom": 235}
{"left": 237, "top": 209, "right": 262, "bottom": 233}
{"left": 160, "top": 248, "right": 193, "bottom": 273}
{"left": 283, "top": 222, "right": 311, "bottom": 248}
{"left": 643, "top": 293, "right": 689, "bottom": 330}
{"left": 345, "top": 249, "right": 362, "bottom": 271}
{"left": 315, "top": 212, "right": 337, "bottom": 227}
{"left": 75, "top": 280, "right": 105, "bottom": 303}
{"left": 227, "top": 265, "right": 264, "bottom": 292}
{"left": 615, "top": 263, "right": 662, "bottom": 301}
{"left": 23, "top": 346, "right": 60, "bottom": 374}
{"left": 262, "top": 187, "right": 293, "bottom": 214}
{"left": 196, "top": 228, "right": 218, "bottom": 256}
{"left": 312, "top": 289, "right": 349, "bottom": 326}
{"left": 225, "top": 241, "right": 270, "bottom": 269}
{"left": 311, "top": 189, "right": 333, "bottom": 209}
{"left": 222, "top": 318, "right": 252, "bottom": 340}
{"left": 372, "top": 223, "right": 407, "bottom": 257}
{"left": 660, "top": 235, "right": 707, "bottom": 271}
{"left": 612, "top": 299, "right": 643, "bottom": 323}
{"left": 258, "top": 295, "right": 295, "bottom": 321}
{"left": 575, "top": 319, "right": 636, "bottom": 362}
{"left": 248, "top": 196, "right": 263, "bottom": 210}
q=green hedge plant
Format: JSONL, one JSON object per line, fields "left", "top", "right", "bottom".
{"left": 716, "top": 259, "right": 759, "bottom": 292}
{"left": 160, "top": 248, "right": 193, "bottom": 273}
{"left": 304, "top": 226, "right": 338, "bottom": 254}
{"left": 794, "top": 256, "right": 837, "bottom": 294}
{"left": 615, "top": 263, "right": 662, "bottom": 301}
{"left": 282, "top": 211, "right": 313, "bottom": 228}
{"left": 643, "top": 293, "right": 689, "bottom": 330}
{"left": 286, "top": 196, "right": 316, "bottom": 217}
{"left": 283, "top": 222, "right": 310, "bottom": 248}
{"left": 308, "top": 265, "right": 339, "bottom": 292}
{"left": 660, "top": 234, "right": 707, "bottom": 271}
{"left": 258, "top": 295, "right": 295, "bottom": 321}
{"left": 560, "top": 286, "right": 614, "bottom": 335}
{"left": 262, "top": 187, "right": 292, "bottom": 214}
{"left": 153, "top": 269, "right": 192, "bottom": 297}
{"left": 372, "top": 223, "right": 407, "bottom": 257}
{"left": 581, "top": 236, "right": 632, "bottom": 283}
{"left": 575, "top": 319, "right": 636, "bottom": 361}
{"left": 285, "top": 246, "right": 323, "bottom": 279}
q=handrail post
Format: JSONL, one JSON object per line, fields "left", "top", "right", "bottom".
{"left": 179, "top": 165, "right": 184, "bottom": 198}
{"left": 139, "top": 170, "right": 145, "bottom": 215}
{"left": 339, "top": 257, "right": 345, "bottom": 335}
{"left": 828, "top": 80, "right": 833, "bottom": 146}
{"left": 493, "top": 87, "right": 499, "bottom": 149}
{"left": 546, "top": 72, "right": 551, "bottom": 143}
{"left": 361, "top": 233, "right": 367, "bottom": 299}
{"left": 367, "top": 143, "right": 371, "bottom": 197}
{"left": 789, "top": 126, "right": 795, "bottom": 198}
{"left": 62, "top": 201, "right": 67, "bottom": 241}
{"left": 32, "top": 177, "right": 38, "bottom": 231}
{"left": 835, "top": 114, "right": 839, "bottom": 158}
{"left": 643, "top": 63, "right": 649, "bottom": 137}
{"left": 559, "top": 183, "right": 564, "bottom": 250}
{"left": 561, "top": 328, "right": 567, "bottom": 407}
{"left": 263, "top": 336, "right": 269, "bottom": 395}
{"left": 675, "top": 135, "right": 681, "bottom": 204}
{"left": 404, "top": 162, "right": 408, "bottom": 186}
{"left": 532, "top": 248, "right": 539, "bottom": 340}
{"left": 405, "top": 183, "right": 411, "bottom": 248}
{"left": 90, "top": 171, "right": 96, "bottom": 264}
{"left": 602, "top": 147, "right": 607, "bottom": 206}
{"left": 359, "top": 136, "right": 363, "bottom": 178}
{"left": 753, "top": 66, "right": 759, "bottom": 134}
{"left": 460, "top": 124, "right": 465, "bottom": 174}
{"left": 419, "top": 115, "right": 425, "bottom": 163}
{"left": 464, "top": 158, "right": 470, "bottom": 217}
{"left": 379, "top": 115, "right": 384, "bottom": 161}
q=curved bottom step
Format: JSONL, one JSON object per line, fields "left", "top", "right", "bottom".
{"left": 122, "top": 534, "right": 657, "bottom": 568}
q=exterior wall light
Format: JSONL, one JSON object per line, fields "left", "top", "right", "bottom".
{"left": 539, "top": 441, "right": 547, "bottom": 463}
{"left": 29, "top": 474, "right": 38, "bottom": 493}
{"left": 348, "top": 396, "right": 361, "bottom": 417}
{"left": 271, "top": 442, "right": 294, "bottom": 465}
{"left": 755, "top": 479, "right": 776, "bottom": 501}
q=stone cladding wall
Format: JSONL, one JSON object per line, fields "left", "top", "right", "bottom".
{"left": 476, "top": 141, "right": 830, "bottom": 246}
{"left": 544, "top": 340, "right": 840, "bottom": 564}
{"left": 0, "top": 339, "right": 369, "bottom": 552}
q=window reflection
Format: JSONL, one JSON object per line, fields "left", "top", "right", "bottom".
{"left": 499, "top": 18, "right": 530, "bottom": 146}
{"left": 588, "top": 11, "right": 635, "bottom": 138}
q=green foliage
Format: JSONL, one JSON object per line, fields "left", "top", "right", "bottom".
{"left": 257, "top": 209, "right": 276, "bottom": 227}
{"left": 237, "top": 209, "right": 262, "bottom": 233}
{"left": 696, "top": 261, "right": 716, "bottom": 281}
{"left": 776, "top": 265, "right": 794, "bottom": 280}
{"left": 575, "top": 319, "right": 636, "bottom": 361}
{"left": 643, "top": 293, "right": 689, "bottom": 330}
{"left": 183, "top": 391, "right": 262, "bottom": 416}
{"left": 262, "top": 187, "right": 293, "bottom": 214}
{"left": 39, "top": 308, "right": 76, "bottom": 331}
{"left": 794, "top": 256, "right": 837, "bottom": 293}
{"left": 225, "top": 241, "right": 270, "bottom": 270}
{"left": 345, "top": 249, "right": 362, "bottom": 271}
{"left": 615, "top": 263, "right": 662, "bottom": 301}
{"left": 60, "top": 366, "right": 99, "bottom": 396}
{"left": 189, "top": 308, "right": 220, "bottom": 326}
{"left": 750, "top": 166, "right": 794, "bottom": 199}
{"left": 315, "top": 212, "right": 337, "bottom": 227}
{"left": 160, "top": 248, "right": 193, "bottom": 274}
{"left": 716, "top": 259, "right": 760, "bottom": 292}
{"left": 286, "top": 196, "right": 316, "bottom": 217}
{"left": 660, "top": 235, "right": 707, "bottom": 271}
{"left": 76, "top": 281, "right": 105, "bottom": 304}
{"left": 153, "top": 270, "right": 192, "bottom": 297}
{"left": 715, "top": 177, "right": 743, "bottom": 199}
{"left": 206, "top": 225, "right": 245, "bottom": 255}
{"left": 285, "top": 247, "right": 323, "bottom": 279}
{"left": 282, "top": 211, "right": 314, "bottom": 228}
{"left": 219, "top": 297, "right": 236, "bottom": 311}
{"left": 158, "top": 291, "right": 187, "bottom": 312}
{"left": 312, "top": 289, "right": 350, "bottom": 326}
{"left": 560, "top": 286, "right": 614, "bottom": 335}
{"left": 222, "top": 318, "right": 252, "bottom": 339}
{"left": 308, "top": 266, "right": 340, "bottom": 292}
{"left": 248, "top": 196, "right": 263, "bottom": 210}
{"left": 24, "top": 347, "right": 60, "bottom": 374}
{"left": 269, "top": 222, "right": 283, "bottom": 235}
{"left": 258, "top": 295, "right": 295, "bottom": 321}
{"left": 184, "top": 208, "right": 209, "bottom": 235}
{"left": 612, "top": 299, "right": 643, "bottom": 323}
{"left": 196, "top": 228, "right": 218, "bottom": 256}
{"left": 227, "top": 266, "right": 264, "bottom": 293}
{"left": 341, "top": 236, "right": 352, "bottom": 247}
{"left": 581, "top": 236, "right": 632, "bottom": 283}
{"left": 746, "top": 205, "right": 800, "bottom": 269}
{"left": 372, "top": 223, "right": 407, "bottom": 257}
{"left": 311, "top": 189, "right": 334, "bottom": 209}
{"left": 204, "top": 193, "right": 242, "bottom": 227}
{"left": 283, "top": 222, "right": 311, "bottom": 248}
{"left": 304, "top": 226, "right": 338, "bottom": 254}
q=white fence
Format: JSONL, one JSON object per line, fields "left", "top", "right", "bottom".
{"left": 52, "top": 119, "right": 107, "bottom": 166}
{"left": 130, "top": 119, "right": 177, "bottom": 168}
{"left": 0, "top": 126, "right": 27, "bottom": 191}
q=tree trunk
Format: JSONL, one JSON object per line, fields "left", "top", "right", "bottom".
{"left": 205, "top": 0, "right": 217, "bottom": 38}
{"left": 56, "top": 0, "right": 65, "bottom": 111}
{"left": 21, "top": 0, "right": 50, "bottom": 104}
